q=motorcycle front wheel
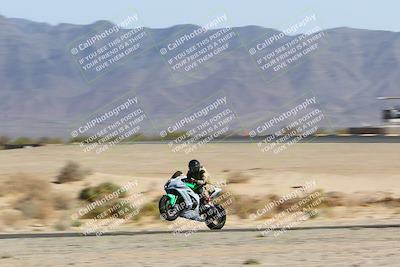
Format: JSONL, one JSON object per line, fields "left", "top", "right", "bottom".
{"left": 159, "top": 195, "right": 179, "bottom": 221}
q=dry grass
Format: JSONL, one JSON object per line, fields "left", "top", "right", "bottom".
{"left": 15, "top": 197, "right": 54, "bottom": 220}
{"left": 0, "top": 174, "right": 55, "bottom": 220}
{"left": 0, "top": 173, "right": 50, "bottom": 197}
{"left": 1, "top": 171, "right": 399, "bottom": 228}
{"left": 1, "top": 209, "right": 23, "bottom": 226}
{"left": 323, "top": 191, "right": 348, "bottom": 207}
{"left": 318, "top": 191, "right": 400, "bottom": 208}
{"left": 230, "top": 194, "right": 265, "bottom": 219}
{"left": 56, "top": 161, "right": 90, "bottom": 184}
{"left": 137, "top": 198, "right": 159, "bottom": 220}
{"left": 229, "top": 190, "right": 327, "bottom": 219}
{"left": 374, "top": 197, "right": 400, "bottom": 208}
{"left": 228, "top": 190, "right": 400, "bottom": 221}
{"left": 53, "top": 193, "right": 72, "bottom": 210}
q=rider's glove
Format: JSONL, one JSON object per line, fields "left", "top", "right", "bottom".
{"left": 196, "top": 180, "right": 206, "bottom": 186}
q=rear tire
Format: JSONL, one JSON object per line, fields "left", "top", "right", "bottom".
{"left": 159, "top": 195, "right": 179, "bottom": 221}
{"left": 205, "top": 204, "right": 226, "bottom": 230}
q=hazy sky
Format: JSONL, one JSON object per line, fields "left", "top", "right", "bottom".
{"left": 0, "top": 0, "right": 399, "bottom": 32}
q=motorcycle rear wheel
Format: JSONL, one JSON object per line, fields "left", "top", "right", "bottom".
{"left": 205, "top": 204, "right": 226, "bottom": 230}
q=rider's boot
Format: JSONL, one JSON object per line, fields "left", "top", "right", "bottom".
{"left": 181, "top": 209, "right": 205, "bottom": 222}
{"left": 204, "top": 199, "right": 211, "bottom": 209}
{"left": 203, "top": 193, "right": 212, "bottom": 209}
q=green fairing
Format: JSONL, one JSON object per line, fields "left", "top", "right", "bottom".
{"left": 166, "top": 183, "right": 196, "bottom": 205}
{"left": 184, "top": 182, "right": 197, "bottom": 190}
{"left": 166, "top": 194, "right": 177, "bottom": 206}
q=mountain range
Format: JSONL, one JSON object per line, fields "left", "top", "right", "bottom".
{"left": 0, "top": 15, "right": 399, "bottom": 137}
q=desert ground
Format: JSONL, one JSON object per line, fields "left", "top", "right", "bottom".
{"left": 1, "top": 143, "right": 399, "bottom": 194}
{"left": 0, "top": 143, "right": 400, "bottom": 233}
{"left": 0, "top": 142, "right": 400, "bottom": 266}
{"left": 1, "top": 228, "right": 399, "bottom": 267}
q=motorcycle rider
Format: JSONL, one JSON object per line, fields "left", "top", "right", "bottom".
{"left": 186, "top": 159, "right": 213, "bottom": 205}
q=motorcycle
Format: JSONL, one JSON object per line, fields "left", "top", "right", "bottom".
{"left": 159, "top": 174, "right": 226, "bottom": 230}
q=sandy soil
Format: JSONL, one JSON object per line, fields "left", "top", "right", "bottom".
{"left": 0, "top": 143, "right": 399, "bottom": 196}
{"left": 0, "top": 143, "right": 399, "bottom": 232}
{"left": 0, "top": 228, "right": 399, "bottom": 266}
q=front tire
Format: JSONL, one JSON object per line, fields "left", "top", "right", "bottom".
{"left": 159, "top": 195, "right": 179, "bottom": 221}
{"left": 205, "top": 204, "right": 226, "bottom": 230}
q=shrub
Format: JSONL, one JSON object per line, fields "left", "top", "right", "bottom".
{"left": 125, "top": 133, "right": 148, "bottom": 142}
{"left": 56, "top": 161, "right": 90, "bottom": 184}
{"left": 139, "top": 199, "right": 159, "bottom": 219}
{"left": 68, "top": 136, "right": 94, "bottom": 143}
{"left": 12, "top": 137, "right": 34, "bottom": 145}
{"left": 231, "top": 194, "right": 263, "bottom": 219}
{"left": 15, "top": 197, "right": 54, "bottom": 219}
{"left": 160, "top": 131, "right": 188, "bottom": 140}
{"left": 1, "top": 174, "right": 50, "bottom": 197}
{"left": 0, "top": 254, "right": 13, "bottom": 259}
{"left": 71, "top": 220, "right": 82, "bottom": 227}
{"left": 229, "top": 192, "right": 324, "bottom": 219}
{"left": 79, "top": 182, "right": 127, "bottom": 202}
{"left": 2, "top": 174, "right": 54, "bottom": 220}
{"left": 96, "top": 182, "right": 126, "bottom": 197}
{"left": 274, "top": 197, "right": 302, "bottom": 212}
{"left": 243, "top": 259, "right": 260, "bottom": 265}
{"left": 37, "top": 137, "right": 64, "bottom": 144}
{"left": 79, "top": 187, "right": 98, "bottom": 201}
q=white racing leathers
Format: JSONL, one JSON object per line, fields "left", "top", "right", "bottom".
{"left": 166, "top": 176, "right": 204, "bottom": 221}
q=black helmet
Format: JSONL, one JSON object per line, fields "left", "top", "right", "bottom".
{"left": 188, "top": 159, "right": 201, "bottom": 173}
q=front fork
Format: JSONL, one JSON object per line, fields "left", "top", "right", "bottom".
{"left": 166, "top": 193, "right": 178, "bottom": 206}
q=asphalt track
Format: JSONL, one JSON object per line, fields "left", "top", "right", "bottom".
{"left": 1, "top": 223, "right": 399, "bottom": 239}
